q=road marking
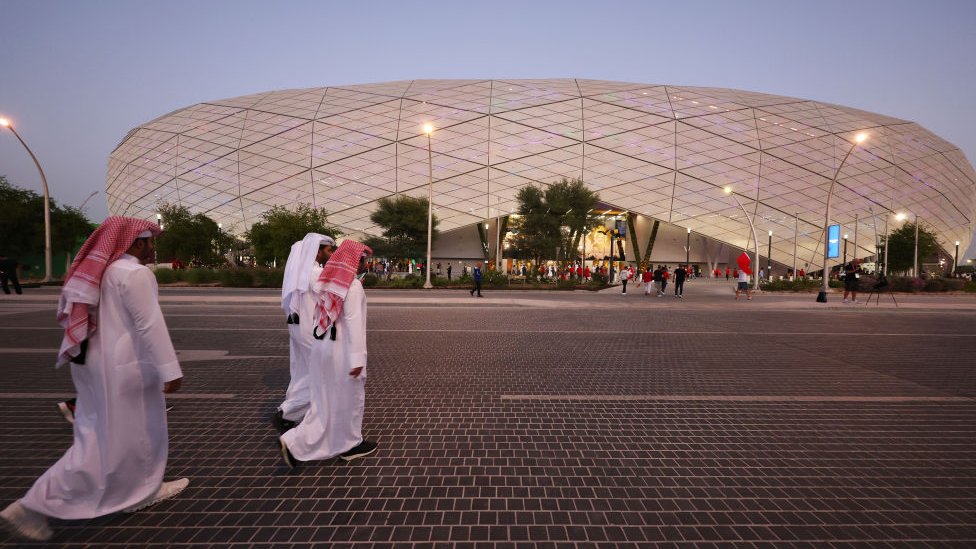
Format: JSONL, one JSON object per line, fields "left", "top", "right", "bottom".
{"left": 0, "top": 392, "right": 236, "bottom": 399}
{"left": 501, "top": 394, "right": 974, "bottom": 402}
{"left": 0, "top": 349, "right": 285, "bottom": 360}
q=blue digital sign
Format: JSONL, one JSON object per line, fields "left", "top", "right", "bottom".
{"left": 827, "top": 224, "right": 840, "bottom": 258}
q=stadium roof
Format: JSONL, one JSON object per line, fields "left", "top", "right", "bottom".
{"left": 107, "top": 79, "right": 975, "bottom": 260}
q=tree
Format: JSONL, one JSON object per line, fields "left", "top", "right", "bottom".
{"left": 155, "top": 204, "right": 235, "bottom": 267}
{"left": 364, "top": 195, "right": 438, "bottom": 260}
{"left": 246, "top": 204, "right": 340, "bottom": 266}
{"left": 883, "top": 221, "right": 941, "bottom": 275}
{"left": 508, "top": 178, "right": 600, "bottom": 264}
{"left": 0, "top": 175, "right": 96, "bottom": 260}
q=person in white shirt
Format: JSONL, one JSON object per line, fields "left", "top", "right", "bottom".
{"left": 1, "top": 217, "right": 187, "bottom": 542}
{"left": 272, "top": 233, "right": 335, "bottom": 433}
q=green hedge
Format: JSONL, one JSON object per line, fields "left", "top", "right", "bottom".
{"left": 152, "top": 267, "right": 283, "bottom": 288}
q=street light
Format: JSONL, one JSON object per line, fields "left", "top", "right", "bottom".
{"left": 884, "top": 212, "right": 907, "bottom": 276}
{"left": 422, "top": 123, "right": 434, "bottom": 289}
{"left": 954, "top": 241, "right": 960, "bottom": 276}
{"left": 843, "top": 233, "right": 848, "bottom": 266}
{"left": 913, "top": 214, "right": 919, "bottom": 278}
{"left": 686, "top": 227, "right": 691, "bottom": 265}
{"left": 0, "top": 117, "right": 53, "bottom": 282}
{"left": 767, "top": 230, "right": 773, "bottom": 278}
{"left": 817, "top": 132, "right": 867, "bottom": 303}
{"left": 723, "top": 186, "right": 760, "bottom": 290}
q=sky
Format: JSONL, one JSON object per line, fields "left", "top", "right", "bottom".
{"left": 2, "top": 0, "right": 975, "bottom": 259}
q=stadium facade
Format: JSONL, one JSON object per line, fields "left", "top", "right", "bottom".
{"left": 107, "top": 79, "right": 975, "bottom": 271}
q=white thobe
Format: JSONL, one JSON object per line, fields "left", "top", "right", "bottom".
{"left": 282, "top": 278, "right": 367, "bottom": 461}
{"left": 280, "top": 265, "right": 323, "bottom": 422}
{"left": 22, "top": 255, "right": 182, "bottom": 519}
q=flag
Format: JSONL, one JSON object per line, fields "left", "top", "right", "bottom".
{"left": 737, "top": 252, "right": 752, "bottom": 276}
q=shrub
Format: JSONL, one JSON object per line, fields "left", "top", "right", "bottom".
{"left": 253, "top": 268, "right": 283, "bottom": 288}
{"left": 362, "top": 273, "right": 379, "bottom": 288}
{"left": 888, "top": 276, "right": 925, "bottom": 293}
{"left": 555, "top": 279, "right": 576, "bottom": 290}
{"left": 922, "top": 278, "right": 965, "bottom": 292}
{"left": 483, "top": 270, "right": 509, "bottom": 287}
{"left": 184, "top": 268, "right": 218, "bottom": 284}
{"left": 964, "top": 281, "right": 976, "bottom": 293}
{"left": 153, "top": 268, "right": 181, "bottom": 284}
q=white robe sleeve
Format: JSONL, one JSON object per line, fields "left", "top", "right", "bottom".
{"left": 121, "top": 266, "right": 182, "bottom": 383}
{"left": 342, "top": 279, "right": 367, "bottom": 374}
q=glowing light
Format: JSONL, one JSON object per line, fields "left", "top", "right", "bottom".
{"left": 855, "top": 133, "right": 867, "bottom": 143}
{"left": 422, "top": 123, "right": 434, "bottom": 134}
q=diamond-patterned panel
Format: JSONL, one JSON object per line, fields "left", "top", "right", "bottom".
{"left": 107, "top": 79, "right": 975, "bottom": 260}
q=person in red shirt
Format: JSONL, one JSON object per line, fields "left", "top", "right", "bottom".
{"left": 583, "top": 266, "right": 591, "bottom": 281}
{"left": 725, "top": 267, "right": 731, "bottom": 280}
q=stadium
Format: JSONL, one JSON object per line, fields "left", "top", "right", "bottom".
{"left": 106, "top": 79, "right": 975, "bottom": 272}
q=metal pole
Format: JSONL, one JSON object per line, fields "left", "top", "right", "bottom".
{"left": 818, "top": 138, "right": 861, "bottom": 303}
{"left": 423, "top": 132, "right": 433, "bottom": 289}
{"left": 954, "top": 242, "right": 960, "bottom": 276}
{"left": 843, "top": 234, "right": 848, "bottom": 266}
{"left": 912, "top": 214, "right": 919, "bottom": 278}
{"left": 767, "top": 230, "right": 772, "bottom": 277}
{"left": 853, "top": 213, "right": 858, "bottom": 265}
{"left": 727, "top": 191, "right": 760, "bottom": 290}
{"left": 792, "top": 213, "right": 798, "bottom": 279}
{"left": 686, "top": 227, "right": 691, "bottom": 265}
{"left": 2, "top": 122, "right": 53, "bottom": 282}
{"left": 883, "top": 214, "right": 890, "bottom": 276}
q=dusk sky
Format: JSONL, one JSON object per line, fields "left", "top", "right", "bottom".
{"left": 2, "top": 0, "right": 974, "bottom": 258}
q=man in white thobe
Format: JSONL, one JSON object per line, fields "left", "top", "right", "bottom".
{"left": 0, "top": 217, "right": 187, "bottom": 542}
{"left": 272, "top": 233, "right": 335, "bottom": 433}
{"left": 279, "top": 240, "right": 377, "bottom": 467}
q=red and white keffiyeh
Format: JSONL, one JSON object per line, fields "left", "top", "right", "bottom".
{"left": 56, "top": 216, "right": 161, "bottom": 367}
{"left": 314, "top": 240, "right": 372, "bottom": 331}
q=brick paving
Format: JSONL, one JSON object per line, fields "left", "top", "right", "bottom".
{"left": 1, "top": 285, "right": 975, "bottom": 547}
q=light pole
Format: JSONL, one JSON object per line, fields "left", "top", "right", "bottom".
{"left": 0, "top": 117, "right": 53, "bottom": 282}
{"left": 686, "top": 227, "right": 691, "bottom": 265}
{"left": 954, "top": 241, "right": 960, "bottom": 276}
{"left": 792, "top": 213, "right": 798, "bottom": 280}
{"left": 913, "top": 214, "right": 919, "bottom": 278}
{"left": 843, "top": 233, "right": 848, "bottom": 266}
{"left": 818, "top": 133, "right": 867, "bottom": 303}
{"left": 767, "top": 230, "right": 773, "bottom": 278}
{"left": 422, "top": 123, "right": 434, "bottom": 289}
{"left": 723, "top": 186, "right": 760, "bottom": 290}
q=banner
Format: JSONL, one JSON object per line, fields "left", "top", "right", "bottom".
{"left": 827, "top": 224, "right": 840, "bottom": 258}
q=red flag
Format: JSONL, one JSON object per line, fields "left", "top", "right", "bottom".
{"left": 737, "top": 252, "right": 752, "bottom": 276}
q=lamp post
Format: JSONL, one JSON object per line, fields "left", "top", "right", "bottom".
{"left": 792, "top": 213, "right": 798, "bottom": 280}
{"left": 817, "top": 133, "right": 867, "bottom": 303}
{"left": 912, "top": 214, "right": 919, "bottom": 278}
{"left": 686, "top": 227, "right": 691, "bottom": 265}
{"left": 954, "top": 241, "right": 960, "bottom": 276}
{"left": 767, "top": 230, "right": 773, "bottom": 278}
{"left": 723, "top": 186, "right": 760, "bottom": 290}
{"left": 843, "top": 233, "right": 848, "bottom": 266}
{"left": 422, "top": 123, "right": 434, "bottom": 289}
{"left": 0, "top": 117, "right": 53, "bottom": 282}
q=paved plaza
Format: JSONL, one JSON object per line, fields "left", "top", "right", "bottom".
{"left": 1, "top": 279, "right": 975, "bottom": 548}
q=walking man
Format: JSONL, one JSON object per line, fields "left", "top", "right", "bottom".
{"left": 0, "top": 217, "right": 187, "bottom": 542}
{"left": 0, "top": 254, "right": 22, "bottom": 295}
{"left": 279, "top": 240, "right": 377, "bottom": 467}
{"left": 272, "top": 234, "right": 335, "bottom": 434}
{"left": 674, "top": 264, "right": 687, "bottom": 298}
{"left": 470, "top": 265, "right": 483, "bottom": 297}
